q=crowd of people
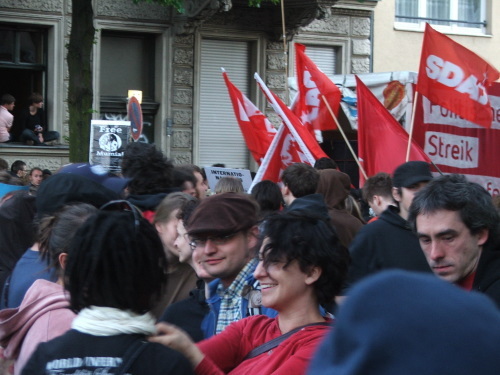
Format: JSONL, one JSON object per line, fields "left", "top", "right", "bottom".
{"left": 0, "top": 144, "right": 499, "bottom": 374}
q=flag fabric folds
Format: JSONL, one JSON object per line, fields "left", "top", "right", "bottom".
{"left": 356, "top": 75, "right": 431, "bottom": 186}
{"left": 250, "top": 73, "right": 328, "bottom": 189}
{"left": 417, "top": 23, "right": 499, "bottom": 128}
{"left": 293, "top": 43, "right": 341, "bottom": 132}
{"left": 222, "top": 69, "right": 277, "bottom": 164}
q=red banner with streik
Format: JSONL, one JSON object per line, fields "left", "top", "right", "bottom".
{"left": 413, "top": 82, "right": 500, "bottom": 195}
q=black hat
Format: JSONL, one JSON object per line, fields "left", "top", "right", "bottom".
{"left": 36, "top": 173, "right": 119, "bottom": 218}
{"left": 392, "top": 161, "right": 433, "bottom": 188}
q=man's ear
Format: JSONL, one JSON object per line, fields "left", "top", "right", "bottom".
{"left": 246, "top": 226, "right": 260, "bottom": 249}
{"left": 58, "top": 253, "right": 68, "bottom": 271}
{"left": 392, "top": 187, "right": 401, "bottom": 203}
{"left": 155, "top": 222, "right": 164, "bottom": 234}
{"left": 305, "top": 266, "right": 322, "bottom": 286}
{"left": 476, "top": 228, "right": 489, "bottom": 247}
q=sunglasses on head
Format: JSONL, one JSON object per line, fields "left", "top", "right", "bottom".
{"left": 100, "top": 200, "right": 142, "bottom": 229}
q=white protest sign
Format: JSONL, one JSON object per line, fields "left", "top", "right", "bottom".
{"left": 204, "top": 167, "right": 253, "bottom": 193}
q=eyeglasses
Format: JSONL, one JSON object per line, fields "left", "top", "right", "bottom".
{"left": 189, "top": 232, "right": 239, "bottom": 251}
{"left": 100, "top": 200, "right": 142, "bottom": 230}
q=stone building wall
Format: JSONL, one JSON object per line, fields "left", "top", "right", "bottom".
{"left": 171, "top": 34, "right": 196, "bottom": 165}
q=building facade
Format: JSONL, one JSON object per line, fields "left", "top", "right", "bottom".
{"left": 373, "top": 0, "right": 499, "bottom": 73}
{"left": 0, "top": 0, "right": 380, "bottom": 171}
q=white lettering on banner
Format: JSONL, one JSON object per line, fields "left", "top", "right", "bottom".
{"left": 463, "top": 174, "right": 500, "bottom": 197}
{"left": 301, "top": 70, "right": 320, "bottom": 122}
{"left": 426, "top": 55, "right": 488, "bottom": 105}
{"left": 424, "top": 132, "right": 479, "bottom": 168}
{"left": 422, "top": 97, "right": 500, "bottom": 130}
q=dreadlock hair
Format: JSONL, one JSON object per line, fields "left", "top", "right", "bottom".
{"left": 38, "top": 203, "right": 97, "bottom": 278}
{"left": 258, "top": 211, "right": 350, "bottom": 307}
{"left": 65, "top": 210, "right": 168, "bottom": 314}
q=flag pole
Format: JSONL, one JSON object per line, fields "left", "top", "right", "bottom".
{"left": 405, "top": 91, "right": 419, "bottom": 162}
{"left": 321, "top": 95, "right": 368, "bottom": 180}
{"left": 280, "top": 0, "right": 289, "bottom": 105}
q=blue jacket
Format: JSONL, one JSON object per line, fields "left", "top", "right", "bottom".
{"left": 201, "top": 268, "right": 278, "bottom": 339}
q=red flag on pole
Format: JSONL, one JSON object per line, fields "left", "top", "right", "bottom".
{"left": 250, "top": 73, "right": 328, "bottom": 189}
{"left": 356, "top": 75, "right": 431, "bottom": 186}
{"left": 254, "top": 73, "right": 328, "bottom": 161}
{"left": 417, "top": 23, "right": 499, "bottom": 128}
{"left": 222, "top": 69, "right": 276, "bottom": 164}
{"left": 293, "top": 43, "right": 341, "bottom": 131}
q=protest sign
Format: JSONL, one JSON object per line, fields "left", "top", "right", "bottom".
{"left": 89, "top": 120, "right": 131, "bottom": 172}
{"left": 204, "top": 166, "right": 253, "bottom": 192}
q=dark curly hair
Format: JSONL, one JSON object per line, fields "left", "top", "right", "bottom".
{"left": 258, "top": 212, "right": 350, "bottom": 307}
{"left": 65, "top": 210, "right": 168, "bottom": 314}
{"left": 409, "top": 174, "right": 500, "bottom": 245}
{"left": 121, "top": 142, "right": 174, "bottom": 195}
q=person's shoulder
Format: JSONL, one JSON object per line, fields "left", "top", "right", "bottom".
{"left": 139, "top": 342, "right": 194, "bottom": 374}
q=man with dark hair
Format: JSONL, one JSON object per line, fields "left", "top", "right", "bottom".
{"left": 281, "top": 162, "right": 330, "bottom": 223}
{"left": 20, "top": 93, "right": 60, "bottom": 146}
{"left": 362, "top": 172, "right": 396, "bottom": 220}
{"left": 28, "top": 167, "right": 43, "bottom": 193}
{"left": 185, "top": 193, "right": 277, "bottom": 338}
{"left": 0, "top": 158, "right": 8, "bottom": 171}
{"left": 179, "top": 164, "right": 208, "bottom": 200}
{"left": 314, "top": 157, "right": 338, "bottom": 170}
{"left": 281, "top": 163, "right": 319, "bottom": 207}
{"left": 0, "top": 94, "right": 15, "bottom": 143}
{"left": 408, "top": 174, "right": 500, "bottom": 306}
{"left": 121, "top": 142, "right": 176, "bottom": 220}
{"left": 346, "top": 161, "right": 433, "bottom": 289}
{"left": 10, "top": 160, "right": 27, "bottom": 179}
{"left": 173, "top": 166, "right": 198, "bottom": 197}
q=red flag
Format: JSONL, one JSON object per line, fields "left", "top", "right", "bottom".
{"left": 250, "top": 124, "right": 311, "bottom": 188}
{"left": 417, "top": 23, "right": 499, "bottom": 128}
{"left": 222, "top": 69, "right": 276, "bottom": 164}
{"left": 250, "top": 74, "right": 328, "bottom": 189}
{"left": 293, "top": 43, "right": 341, "bottom": 131}
{"left": 356, "top": 75, "right": 431, "bottom": 186}
{"left": 254, "top": 73, "right": 327, "bottom": 161}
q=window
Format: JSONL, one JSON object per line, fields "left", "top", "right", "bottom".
{"left": 0, "top": 24, "right": 47, "bottom": 140}
{"left": 99, "top": 31, "right": 158, "bottom": 143}
{"left": 198, "top": 38, "right": 256, "bottom": 169}
{"left": 300, "top": 45, "right": 338, "bottom": 76}
{"left": 0, "top": 27, "right": 44, "bottom": 65}
{"left": 395, "top": 0, "right": 487, "bottom": 34}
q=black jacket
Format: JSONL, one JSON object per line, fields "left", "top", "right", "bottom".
{"left": 474, "top": 238, "right": 500, "bottom": 308}
{"left": 22, "top": 331, "right": 193, "bottom": 374}
{"left": 346, "top": 205, "right": 432, "bottom": 290}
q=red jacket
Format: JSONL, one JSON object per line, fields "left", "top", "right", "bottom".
{"left": 196, "top": 315, "right": 332, "bottom": 375}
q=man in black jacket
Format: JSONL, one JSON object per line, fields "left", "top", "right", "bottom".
{"left": 345, "top": 161, "right": 434, "bottom": 289}
{"left": 408, "top": 174, "right": 500, "bottom": 307}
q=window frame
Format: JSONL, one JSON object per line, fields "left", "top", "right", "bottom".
{"left": 394, "top": 0, "right": 489, "bottom": 36}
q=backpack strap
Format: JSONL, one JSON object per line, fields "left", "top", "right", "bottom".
{"left": 114, "top": 340, "right": 148, "bottom": 375}
{"left": 243, "top": 322, "right": 331, "bottom": 360}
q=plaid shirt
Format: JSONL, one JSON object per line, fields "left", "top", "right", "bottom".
{"left": 215, "top": 258, "right": 258, "bottom": 334}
